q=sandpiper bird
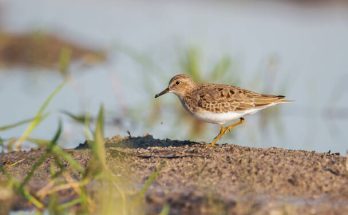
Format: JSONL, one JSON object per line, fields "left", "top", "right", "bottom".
{"left": 155, "top": 74, "right": 289, "bottom": 146}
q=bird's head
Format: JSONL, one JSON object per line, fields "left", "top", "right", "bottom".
{"left": 155, "top": 74, "right": 196, "bottom": 98}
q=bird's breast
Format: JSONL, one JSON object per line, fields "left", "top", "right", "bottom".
{"left": 177, "top": 96, "right": 240, "bottom": 124}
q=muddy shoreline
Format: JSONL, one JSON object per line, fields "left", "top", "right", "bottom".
{"left": 1, "top": 135, "right": 348, "bottom": 214}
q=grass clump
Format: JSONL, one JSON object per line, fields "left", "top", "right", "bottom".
{"left": 0, "top": 42, "right": 168, "bottom": 214}
{"left": 0, "top": 99, "right": 162, "bottom": 214}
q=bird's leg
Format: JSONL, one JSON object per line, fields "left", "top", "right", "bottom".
{"left": 225, "top": 117, "right": 245, "bottom": 133}
{"left": 209, "top": 118, "right": 245, "bottom": 147}
{"left": 209, "top": 126, "right": 227, "bottom": 147}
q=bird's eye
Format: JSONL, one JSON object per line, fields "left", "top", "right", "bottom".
{"left": 176, "top": 81, "right": 180, "bottom": 85}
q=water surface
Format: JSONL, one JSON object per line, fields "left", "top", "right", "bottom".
{"left": 1, "top": 0, "right": 348, "bottom": 152}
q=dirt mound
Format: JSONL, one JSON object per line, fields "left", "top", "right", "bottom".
{"left": 1, "top": 135, "right": 348, "bottom": 214}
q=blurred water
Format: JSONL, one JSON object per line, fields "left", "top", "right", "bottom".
{"left": 0, "top": 0, "right": 348, "bottom": 152}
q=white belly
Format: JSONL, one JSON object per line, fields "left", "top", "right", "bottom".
{"left": 191, "top": 109, "right": 255, "bottom": 124}
{"left": 177, "top": 95, "right": 278, "bottom": 125}
{"left": 188, "top": 103, "right": 277, "bottom": 125}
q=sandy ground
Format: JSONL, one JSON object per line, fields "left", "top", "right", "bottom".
{"left": 1, "top": 135, "right": 348, "bottom": 214}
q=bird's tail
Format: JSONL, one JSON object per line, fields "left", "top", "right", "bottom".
{"left": 277, "top": 95, "right": 293, "bottom": 103}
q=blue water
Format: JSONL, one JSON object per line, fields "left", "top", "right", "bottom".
{"left": 1, "top": 0, "right": 348, "bottom": 153}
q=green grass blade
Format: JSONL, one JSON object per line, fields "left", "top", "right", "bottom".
{"left": 61, "top": 110, "right": 87, "bottom": 124}
{"left": 27, "top": 138, "right": 84, "bottom": 173}
{"left": 138, "top": 162, "right": 163, "bottom": 197}
{"left": 83, "top": 112, "right": 93, "bottom": 141}
{"left": 38, "top": 83, "right": 65, "bottom": 115}
{"left": 61, "top": 110, "right": 93, "bottom": 139}
{"left": 0, "top": 137, "right": 4, "bottom": 153}
{"left": 51, "top": 119, "right": 63, "bottom": 144}
{"left": 57, "top": 197, "right": 82, "bottom": 211}
{"left": 159, "top": 204, "right": 170, "bottom": 215}
{"left": 184, "top": 47, "right": 201, "bottom": 82}
{"left": 21, "top": 186, "right": 44, "bottom": 209}
{"left": 26, "top": 137, "right": 50, "bottom": 145}
{"left": 20, "top": 120, "right": 63, "bottom": 188}
{"left": 94, "top": 104, "right": 106, "bottom": 169}
{"left": 84, "top": 105, "right": 106, "bottom": 178}
{"left": 0, "top": 114, "right": 47, "bottom": 131}
{"left": 52, "top": 147, "right": 84, "bottom": 172}
{"left": 59, "top": 47, "right": 72, "bottom": 79}
{"left": 20, "top": 154, "right": 49, "bottom": 188}
{"left": 0, "top": 165, "right": 44, "bottom": 209}
{"left": 16, "top": 83, "right": 65, "bottom": 148}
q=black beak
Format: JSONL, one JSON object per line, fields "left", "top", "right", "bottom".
{"left": 155, "top": 87, "right": 169, "bottom": 98}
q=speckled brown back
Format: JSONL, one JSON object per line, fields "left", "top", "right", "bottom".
{"left": 183, "top": 84, "right": 286, "bottom": 113}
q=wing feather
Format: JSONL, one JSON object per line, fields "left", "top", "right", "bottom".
{"left": 186, "top": 84, "right": 286, "bottom": 113}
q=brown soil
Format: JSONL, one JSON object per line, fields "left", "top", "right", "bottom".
{"left": 1, "top": 135, "right": 348, "bottom": 214}
{"left": 0, "top": 32, "right": 106, "bottom": 69}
